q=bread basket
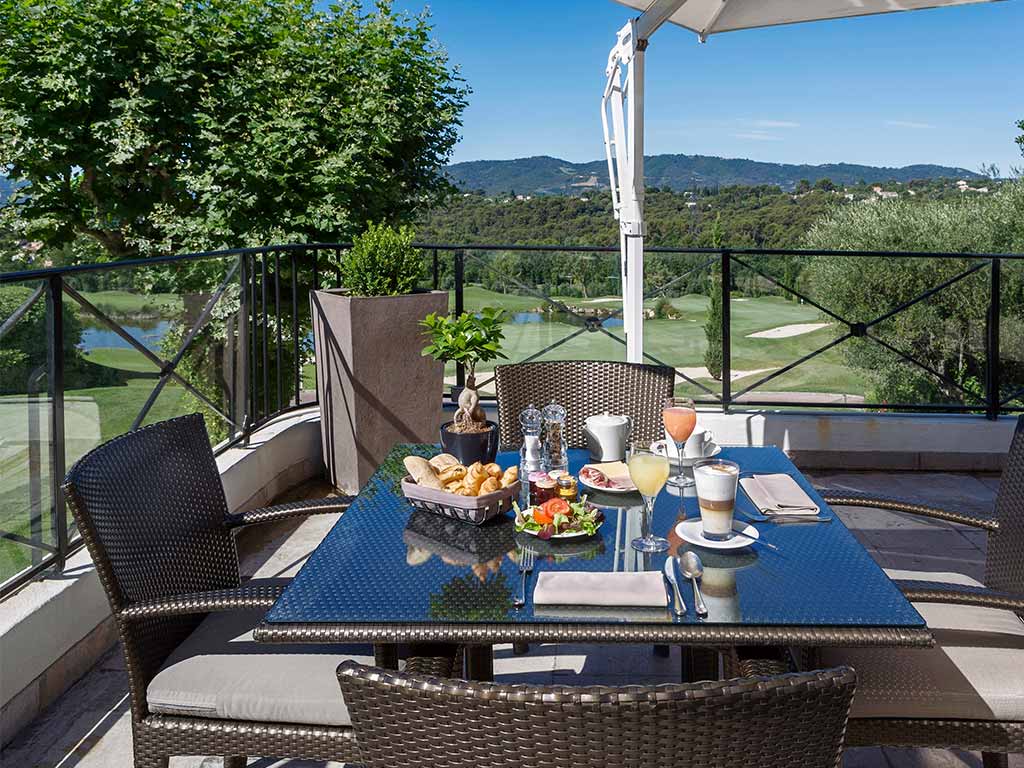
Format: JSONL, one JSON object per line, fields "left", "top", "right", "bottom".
{"left": 400, "top": 477, "right": 521, "bottom": 526}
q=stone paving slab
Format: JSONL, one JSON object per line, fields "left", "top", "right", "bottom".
{"left": 3, "top": 470, "right": 1018, "bottom": 768}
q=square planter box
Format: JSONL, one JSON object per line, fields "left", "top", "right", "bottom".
{"left": 311, "top": 289, "right": 447, "bottom": 492}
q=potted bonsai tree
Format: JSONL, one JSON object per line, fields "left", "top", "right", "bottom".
{"left": 312, "top": 223, "right": 447, "bottom": 491}
{"left": 420, "top": 307, "right": 506, "bottom": 465}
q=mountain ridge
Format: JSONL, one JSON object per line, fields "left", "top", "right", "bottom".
{"left": 445, "top": 153, "right": 982, "bottom": 196}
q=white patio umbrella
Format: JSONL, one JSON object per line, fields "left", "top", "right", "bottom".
{"left": 602, "top": 0, "right": 1003, "bottom": 362}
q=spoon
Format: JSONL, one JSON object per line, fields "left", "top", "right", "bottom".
{"left": 678, "top": 551, "right": 708, "bottom": 618}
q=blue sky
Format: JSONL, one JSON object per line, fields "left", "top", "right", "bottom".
{"left": 388, "top": 0, "right": 1022, "bottom": 172}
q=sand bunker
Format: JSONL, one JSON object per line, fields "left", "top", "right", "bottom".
{"left": 747, "top": 322, "right": 829, "bottom": 339}
{"left": 677, "top": 367, "right": 774, "bottom": 382}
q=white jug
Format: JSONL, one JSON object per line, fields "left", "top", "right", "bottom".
{"left": 582, "top": 412, "right": 632, "bottom": 462}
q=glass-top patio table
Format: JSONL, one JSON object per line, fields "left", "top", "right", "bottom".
{"left": 256, "top": 445, "right": 931, "bottom": 675}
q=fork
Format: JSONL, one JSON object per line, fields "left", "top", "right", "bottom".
{"left": 513, "top": 547, "right": 535, "bottom": 608}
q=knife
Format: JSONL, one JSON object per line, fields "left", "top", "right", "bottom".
{"left": 663, "top": 557, "right": 686, "bottom": 617}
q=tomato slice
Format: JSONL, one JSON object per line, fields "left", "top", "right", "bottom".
{"left": 541, "top": 498, "right": 570, "bottom": 517}
{"left": 532, "top": 507, "right": 554, "bottom": 525}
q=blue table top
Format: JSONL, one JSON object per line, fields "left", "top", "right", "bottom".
{"left": 265, "top": 445, "right": 924, "bottom": 633}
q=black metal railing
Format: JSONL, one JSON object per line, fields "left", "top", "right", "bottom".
{"left": 0, "top": 241, "right": 1021, "bottom": 597}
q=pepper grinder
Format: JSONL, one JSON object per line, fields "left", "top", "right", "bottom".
{"left": 541, "top": 402, "right": 568, "bottom": 476}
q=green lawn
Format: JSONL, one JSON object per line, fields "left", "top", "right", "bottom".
{"left": 82, "top": 347, "right": 162, "bottom": 373}
{"left": 0, "top": 361, "right": 189, "bottom": 585}
{"left": 304, "top": 287, "right": 866, "bottom": 399}
{"left": 79, "top": 290, "right": 183, "bottom": 317}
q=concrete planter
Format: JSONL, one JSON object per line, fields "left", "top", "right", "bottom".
{"left": 311, "top": 289, "right": 447, "bottom": 492}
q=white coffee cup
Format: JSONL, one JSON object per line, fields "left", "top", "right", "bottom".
{"left": 661, "top": 428, "right": 713, "bottom": 461}
{"left": 683, "top": 429, "right": 712, "bottom": 458}
{"left": 583, "top": 412, "right": 632, "bottom": 461}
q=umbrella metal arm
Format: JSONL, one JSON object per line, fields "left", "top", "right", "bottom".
{"left": 602, "top": 1, "right": 688, "bottom": 362}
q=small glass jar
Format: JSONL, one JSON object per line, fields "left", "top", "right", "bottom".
{"left": 530, "top": 472, "right": 557, "bottom": 505}
{"left": 556, "top": 474, "right": 578, "bottom": 502}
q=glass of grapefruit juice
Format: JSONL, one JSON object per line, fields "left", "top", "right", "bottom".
{"left": 662, "top": 397, "right": 697, "bottom": 487}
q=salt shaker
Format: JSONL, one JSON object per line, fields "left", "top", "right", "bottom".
{"left": 519, "top": 405, "right": 543, "bottom": 507}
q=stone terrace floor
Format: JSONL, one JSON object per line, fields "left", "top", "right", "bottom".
{"left": 3, "top": 467, "right": 1020, "bottom": 768}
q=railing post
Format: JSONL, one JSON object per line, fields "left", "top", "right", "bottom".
{"left": 455, "top": 249, "right": 465, "bottom": 388}
{"left": 239, "top": 255, "right": 252, "bottom": 445}
{"left": 432, "top": 248, "right": 439, "bottom": 291}
{"left": 45, "top": 275, "right": 67, "bottom": 570}
{"left": 720, "top": 249, "right": 731, "bottom": 412}
{"left": 986, "top": 257, "right": 1001, "bottom": 420}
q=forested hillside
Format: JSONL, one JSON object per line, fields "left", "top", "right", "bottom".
{"left": 420, "top": 186, "right": 844, "bottom": 250}
{"left": 445, "top": 153, "right": 982, "bottom": 195}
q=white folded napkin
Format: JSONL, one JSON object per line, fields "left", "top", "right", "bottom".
{"left": 532, "top": 571, "right": 666, "bottom": 607}
{"left": 739, "top": 473, "right": 819, "bottom": 515}
{"left": 533, "top": 605, "right": 671, "bottom": 623}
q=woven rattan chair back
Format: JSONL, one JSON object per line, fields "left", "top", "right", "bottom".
{"left": 64, "top": 413, "right": 239, "bottom": 608}
{"left": 986, "top": 414, "right": 1024, "bottom": 595}
{"left": 494, "top": 360, "right": 676, "bottom": 451}
{"left": 63, "top": 414, "right": 239, "bottom": 722}
{"left": 338, "top": 662, "right": 856, "bottom": 768}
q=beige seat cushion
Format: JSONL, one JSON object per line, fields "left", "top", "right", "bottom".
{"left": 147, "top": 607, "right": 375, "bottom": 726}
{"left": 821, "top": 570, "right": 1024, "bottom": 721}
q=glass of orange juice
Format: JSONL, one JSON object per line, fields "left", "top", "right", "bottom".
{"left": 627, "top": 441, "right": 670, "bottom": 552}
{"left": 662, "top": 396, "right": 697, "bottom": 488}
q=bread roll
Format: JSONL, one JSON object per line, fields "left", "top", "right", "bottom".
{"left": 403, "top": 456, "right": 442, "bottom": 489}
{"left": 455, "top": 487, "right": 475, "bottom": 496}
{"left": 443, "top": 479, "right": 463, "bottom": 492}
{"left": 467, "top": 461, "right": 487, "bottom": 480}
{"left": 484, "top": 462, "right": 502, "bottom": 479}
{"left": 429, "top": 453, "right": 460, "bottom": 472}
{"left": 464, "top": 473, "right": 485, "bottom": 495}
{"left": 479, "top": 477, "right": 500, "bottom": 494}
{"left": 438, "top": 464, "right": 467, "bottom": 484}
{"left": 500, "top": 466, "right": 518, "bottom": 488}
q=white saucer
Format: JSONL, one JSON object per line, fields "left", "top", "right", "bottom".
{"left": 674, "top": 519, "right": 759, "bottom": 550}
{"left": 652, "top": 440, "right": 722, "bottom": 468}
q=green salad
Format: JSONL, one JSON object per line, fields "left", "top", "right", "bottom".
{"left": 513, "top": 496, "right": 605, "bottom": 539}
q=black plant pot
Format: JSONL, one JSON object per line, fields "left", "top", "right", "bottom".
{"left": 440, "top": 420, "right": 499, "bottom": 466}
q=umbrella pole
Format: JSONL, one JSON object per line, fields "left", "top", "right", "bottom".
{"left": 604, "top": 20, "right": 648, "bottom": 363}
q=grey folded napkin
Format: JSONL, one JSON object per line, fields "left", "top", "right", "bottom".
{"left": 739, "top": 473, "right": 819, "bottom": 515}
{"left": 533, "top": 571, "right": 666, "bottom": 607}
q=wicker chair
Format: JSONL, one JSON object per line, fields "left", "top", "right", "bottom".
{"left": 337, "top": 661, "right": 857, "bottom": 768}
{"left": 814, "top": 415, "right": 1024, "bottom": 767}
{"left": 63, "top": 413, "right": 457, "bottom": 768}
{"left": 494, "top": 360, "right": 676, "bottom": 451}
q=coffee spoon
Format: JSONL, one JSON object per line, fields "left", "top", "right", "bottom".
{"left": 678, "top": 551, "right": 708, "bottom": 618}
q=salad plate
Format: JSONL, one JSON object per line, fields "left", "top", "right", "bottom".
{"left": 514, "top": 497, "right": 605, "bottom": 540}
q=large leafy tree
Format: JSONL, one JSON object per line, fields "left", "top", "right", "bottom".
{"left": 0, "top": 0, "right": 468, "bottom": 259}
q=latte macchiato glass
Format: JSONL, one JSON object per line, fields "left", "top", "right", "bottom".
{"left": 692, "top": 459, "right": 740, "bottom": 541}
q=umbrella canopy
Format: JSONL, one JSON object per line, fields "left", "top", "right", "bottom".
{"left": 602, "top": 0, "right": 1004, "bottom": 363}
{"left": 612, "top": 0, "right": 1001, "bottom": 41}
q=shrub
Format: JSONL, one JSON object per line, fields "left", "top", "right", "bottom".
{"left": 331, "top": 222, "right": 422, "bottom": 297}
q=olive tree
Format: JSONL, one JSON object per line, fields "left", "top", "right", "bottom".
{"left": 804, "top": 181, "right": 1024, "bottom": 405}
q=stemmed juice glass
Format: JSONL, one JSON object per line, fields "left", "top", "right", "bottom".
{"left": 626, "top": 441, "right": 670, "bottom": 552}
{"left": 662, "top": 396, "right": 697, "bottom": 487}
